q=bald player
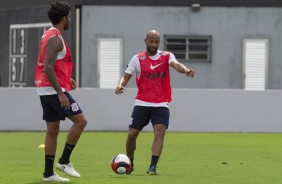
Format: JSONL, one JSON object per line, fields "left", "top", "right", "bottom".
{"left": 115, "top": 30, "right": 195, "bottom": 175}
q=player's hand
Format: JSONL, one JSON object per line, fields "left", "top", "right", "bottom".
{"left": 58, "top": 93, "right": 70, "bottom": 108}
{"left": 185, "top": 69, "right": 195, "bottom": 78}
{"left": 115, "top": 85, "right": 125, "bottom": 95}
{"left": 70, "top": 78, "right": 77, "bottom": 90}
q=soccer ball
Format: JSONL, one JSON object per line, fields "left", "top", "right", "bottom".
{"left": 111, "top": 154, "right": 131, "bottom": 174}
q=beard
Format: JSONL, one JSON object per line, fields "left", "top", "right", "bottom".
{"left": 64, "top": 23, "right": 69, "bottom": 30}
{"left": 147, "top": 46, "right": 158, "bottom": 55}
{"left": 64, "top": 22, "right": 70, "bottom": 30}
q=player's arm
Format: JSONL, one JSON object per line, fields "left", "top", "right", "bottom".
{"left": 44, "top": 36, "right": 63, "bottom": 93}
{"left": 170, "top": 60, "right": 195, "bottom": 78}
{"left": 44, "top": 36, "right": 70, "bottom": 108}
{"left": 115, "top": 55, "right": 137, "bottom": 95}
{"left": 115, "top": 72, "right": 132, "bottom": 95}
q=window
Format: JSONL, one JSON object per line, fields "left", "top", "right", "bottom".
{"left": 243, "top": 39, "right": 269, "bottom": 90}
{"left": 164, "top": 35, "right": 211, "bottom": 62}
{"left": 97, "top": 38, "right": 122, "bottom": 88}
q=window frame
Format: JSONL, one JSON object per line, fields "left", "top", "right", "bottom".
{"left": 164, "top": 35, "right": 212, "bottom": 62}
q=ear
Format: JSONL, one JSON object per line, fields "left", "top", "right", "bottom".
{"left": 61, "top": 16, "right": 67, "bottom": 23}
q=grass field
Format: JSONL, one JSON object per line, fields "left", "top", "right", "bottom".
{"left": 0, "top": 132, "right": 281, "bottom": 184}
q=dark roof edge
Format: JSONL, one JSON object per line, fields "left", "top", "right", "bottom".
{"left": 1, "top": 0, "right": 282, "bottom": 11}
{"left": 76, "top": 0, "right": 282, "bottom": 7}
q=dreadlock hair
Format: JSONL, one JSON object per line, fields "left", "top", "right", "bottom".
{"left": 48, "top": 0, "right": 71, "bottom": 25}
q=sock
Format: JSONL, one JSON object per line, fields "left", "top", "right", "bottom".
{"left": 43, "top": 155, "right": 55, "bottom": 177}
{"left": 130, "top": 157, "right": 134, "bottom": 168}
{"left": 150, "top": 155, "right": 159, "bottom": 167}
{"left": 59, "top": 143, "right": 75, "bottom": 164}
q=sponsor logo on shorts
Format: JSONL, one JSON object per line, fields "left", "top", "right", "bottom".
{"left": 71, "top": 103, "right": 79, "bottom": 112}
{"left": 129, "top": 117, "right": 133, "bottom": 125}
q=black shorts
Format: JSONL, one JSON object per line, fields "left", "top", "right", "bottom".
{"left": 39, "top": 92, "right": 83, "bottom": 122}
{"left": 129, "top": 106, "right": 170, "bottom": 130}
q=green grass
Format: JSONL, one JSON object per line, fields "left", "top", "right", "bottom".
{"left": 0, "top": 132, "right": 281, "bottom": 184}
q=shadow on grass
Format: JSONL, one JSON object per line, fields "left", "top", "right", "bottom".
{"left": 109, "top": 173, "right": 176, "bottom": 177}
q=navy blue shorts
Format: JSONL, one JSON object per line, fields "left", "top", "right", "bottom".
{"left": 129, "top": 106, "right": 170, "bottom": 130}
{"left": 39, "top": 92, "right": 83, "bottom": 122}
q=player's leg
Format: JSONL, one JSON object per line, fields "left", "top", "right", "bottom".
{"left": 56, "top": 113, "right": 87, "bottom": 177}
{"left": 56, "top": 92, "right": 87, "bottom": 178}
{"left": 126, "top": 127, "right": 140, "bottom": 163}
{"left": 44, "top": 121, "right": 60, "bottom": 177}
{"left": 147, "top": 107, "right": 170, "bottom": 175}
{"left": 40, "top": 94, "right": 69, "bottom": 181}
{"left": 66, "top": 113, "right": 87, "bottom": 145}
{"left": 152, "top": 124, "right": 166, "bottom": 156}
{"left": 126, "top": 128, "right": 140, "bottom": 175}
{"left": 60, "top": 113, "right": 87, "bottom": 162}
{"left": 60, "top": 92, "right": 87, "bottom": 163}
{"left": 126, "top": 106, "right": 150, "bottom": 174}
{"left": 43, "top": 121, "right": 69, "bottom": 182}
{"left": 56, "top": 113, "right": 87, "bottom": 178}
{"left": 146, "top": 124, "right": 166, "bottom": 175}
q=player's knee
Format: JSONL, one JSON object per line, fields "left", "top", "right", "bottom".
{"left": 77, "top": 118, "right": 87, "bottom": 129}
{"left": 81, "top": 118, "right": 87, "bottom": 128}
{"left": 47, "top": 123, "right": 60, "bottom": 132}
{"left": 154, "top": 126, "right": 166, "bottom": 139}
{"left": 127, "top": 131, "right": 138, "bottom": 140}
{"left": 47, "top": 128, "right": 59, "bottom": 136}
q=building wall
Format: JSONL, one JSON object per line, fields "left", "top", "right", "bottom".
{"left": 0, "top": 88, "right": 281, "bottom": 132}
{"left": 1, "top": 2, "right": 282, "bottom": 89}
{"left": 81, "top": 6, "right": 282, "bottom": 89}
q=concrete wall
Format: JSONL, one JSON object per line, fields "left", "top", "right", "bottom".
{"left": 1, "top": 88, "right": 281, "bottom": 132}
{"left": 81, "top": 6, "right": 282, "bottom": 89}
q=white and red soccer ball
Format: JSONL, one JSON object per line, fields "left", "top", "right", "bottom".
{"left": 111, "top": 154, "right": 131, "bottom": 174}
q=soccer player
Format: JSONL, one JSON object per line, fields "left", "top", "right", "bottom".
{"left": 35, "top": 0, "right": 87, "bottom": 182}
{"left": 115, "top": 30, "right": 195, "bottom": 175}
